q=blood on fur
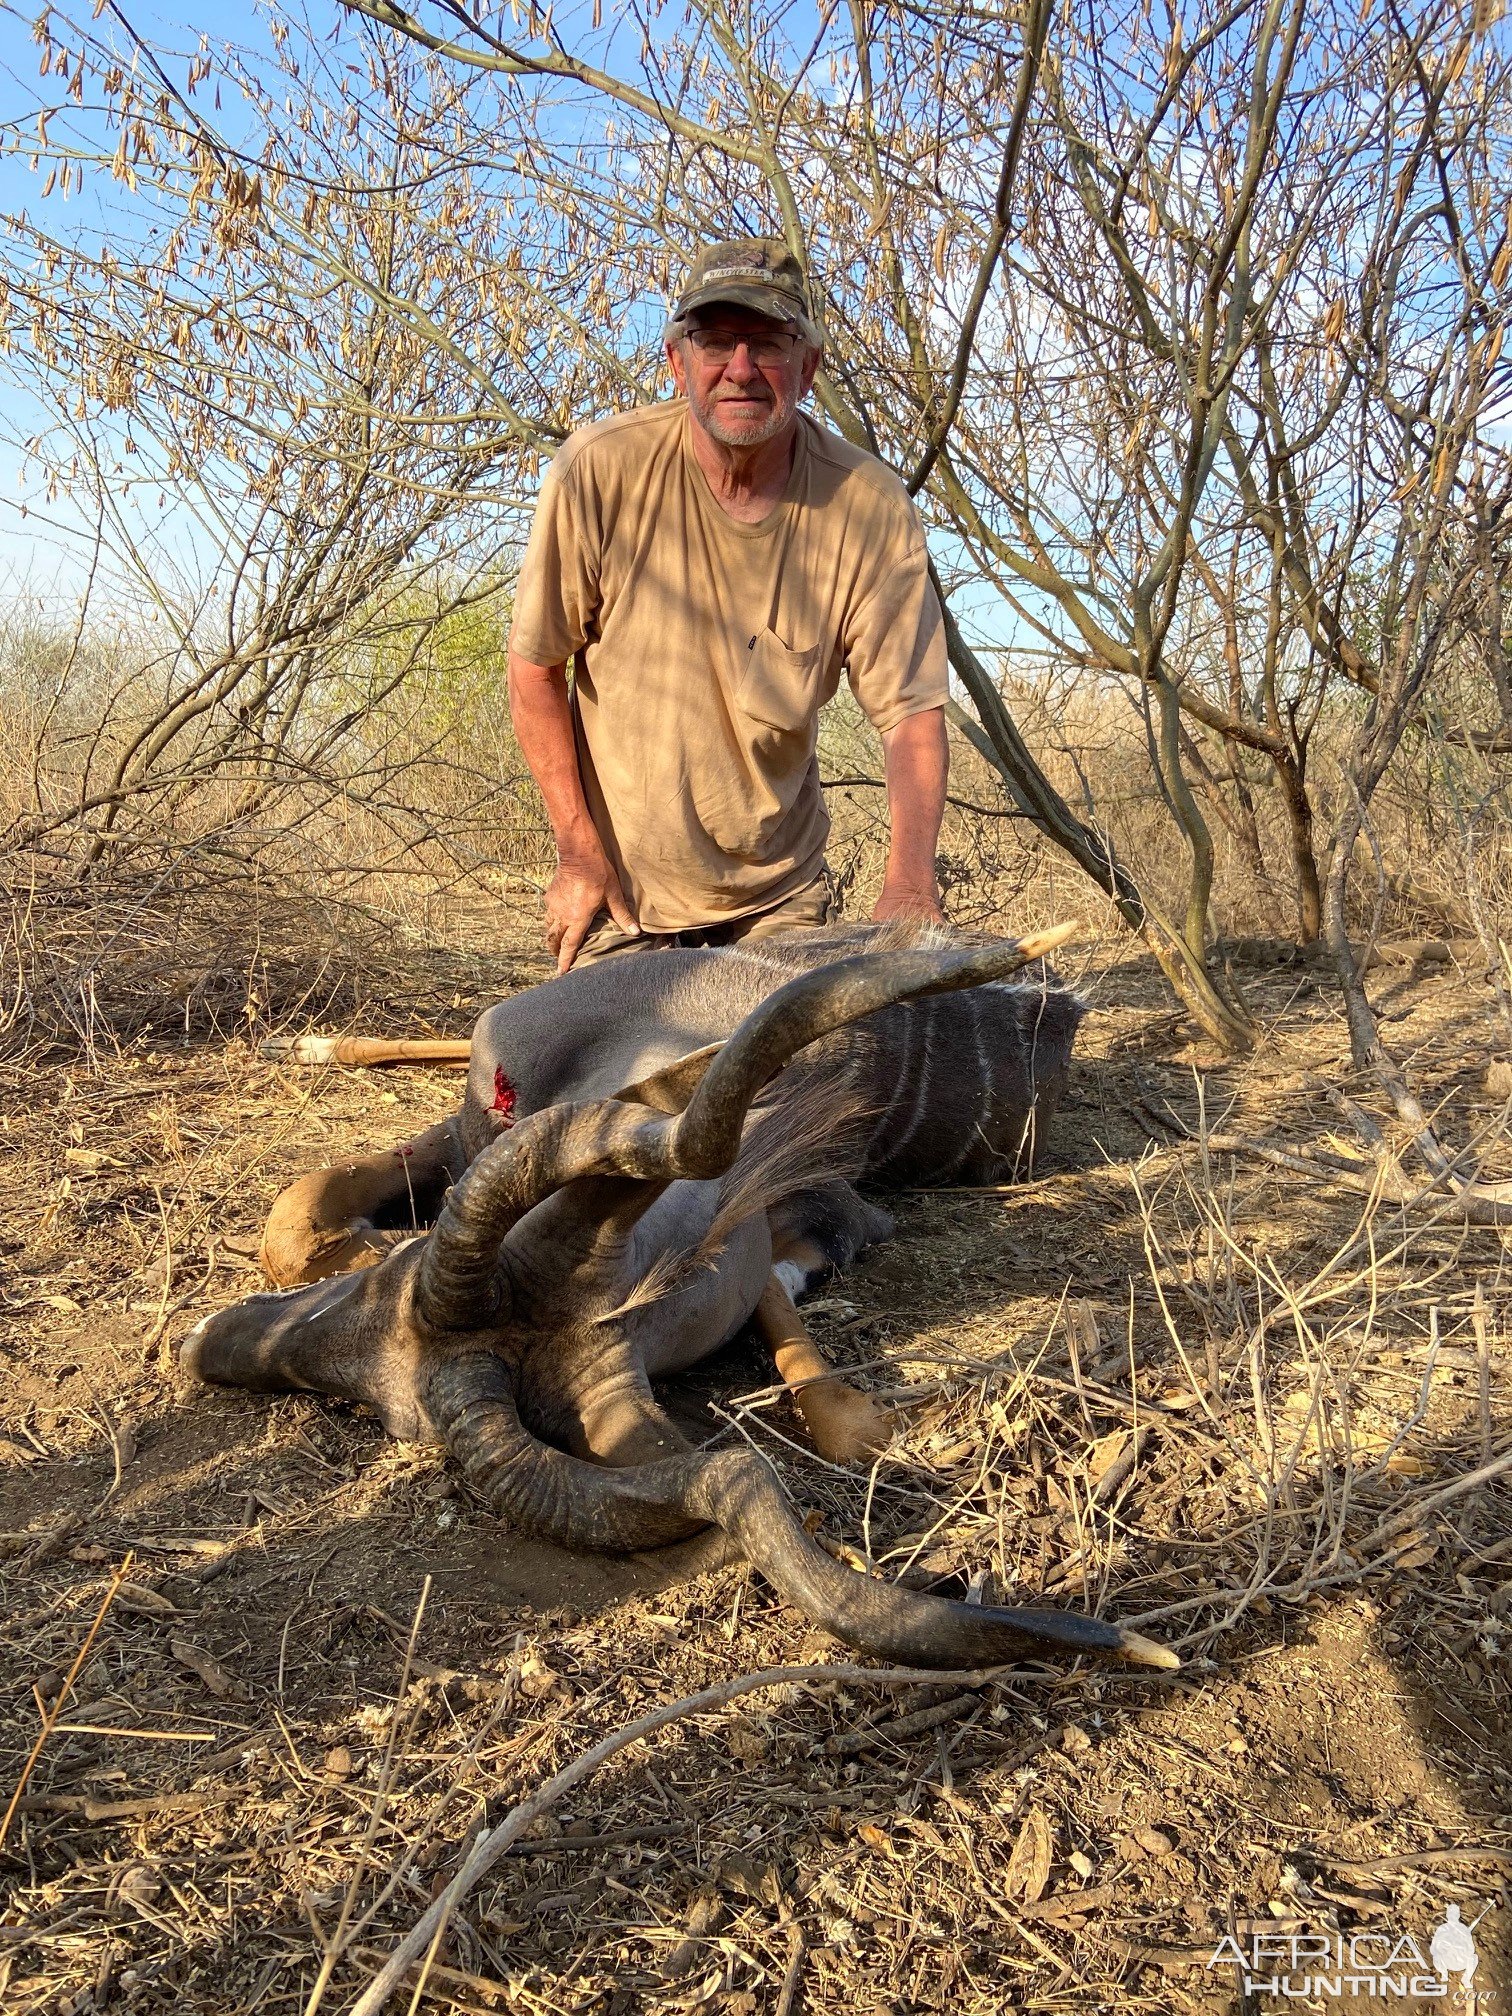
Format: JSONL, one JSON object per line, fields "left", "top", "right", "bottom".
{"left": 492, "top": 1066, "right": 518, "bottom": 1123}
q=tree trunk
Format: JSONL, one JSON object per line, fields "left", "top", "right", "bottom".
{"left": 1274, "top": 749, "right": 1322, "bottom": 944}
{"left": 939, "top": 598, "right": 1254, "bottom": 1053}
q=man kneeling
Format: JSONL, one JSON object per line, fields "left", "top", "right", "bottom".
{"left": 508, "top": 235, "right": 951, "bottom": 971}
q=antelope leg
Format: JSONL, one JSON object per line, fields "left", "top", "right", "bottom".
{"left": 573, "top": 1364, "right": 694, "bottom": 1467}
{"left": 261, "top": 1034, "right": 473, "bottom": 1066}
{"left": 754, "top": 1274, "right": 895, "bottom": 1466}
{"left": 260, "top": 1118, "right": 467, "bottom": 1286}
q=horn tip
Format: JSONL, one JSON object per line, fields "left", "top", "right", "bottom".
{"left": 1015, "top": 920, "right": 1079, "bottom": 961}
{"left": 1117, "top": 1628, "right": 1181, "bottom": 1670}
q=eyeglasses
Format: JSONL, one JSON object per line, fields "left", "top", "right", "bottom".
{"left": 685, "top": 327, "right": 802, "bottom": 366}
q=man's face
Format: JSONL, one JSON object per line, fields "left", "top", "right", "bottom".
{"left": 668, "top": 306, "right": 820, "bottom": 449}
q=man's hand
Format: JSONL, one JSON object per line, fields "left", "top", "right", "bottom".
{"left": 874, "top": 707, "right": 948, "bottom": 927}
{"left": 546, "top": 842, "right": 639, "bottom": 974}
{"left": 872, "top": 880, "right": 946, "bottom": 925}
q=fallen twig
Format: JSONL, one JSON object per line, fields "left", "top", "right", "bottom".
{"left": 1310, "top": 1844, "right": 1512, "bottom": 1874}
{"left": 17, "top": 1511, "right": 85, "bottom": 1574}
{"left": 261, "top": 1033, "right": 471, "bottom": 1067}
{"left": 1359, "top": 1437, "right": 1512, "bottom": 1553}
{"left": 1144, "top": 1114, "right": 1512, "bottom": 1226}
{"left": 348, "top": 1659, "right": 1022, "bottom": 2016}
{"left": 830, "top": 1689, "right": 980, "bottom": 1755}
{"left": 12, "top": 1788, "right": 221, "bottom": 1822}
{"left": 774, "top": 1926, "right": 807, "bottom": 2016}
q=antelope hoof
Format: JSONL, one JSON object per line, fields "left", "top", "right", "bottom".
{"left": 796, "top": 1380, "right": 896, "bottom": 1465}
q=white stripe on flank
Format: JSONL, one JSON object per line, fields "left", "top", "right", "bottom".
{"left": 869, "top": 1006, "right": 913, "bottom": 1158}
{"left": 964, "top": 988, "right": 992, "bottom": 1179}
{"left": 886, "top": 1003, "right": 931, "bottom": 1168}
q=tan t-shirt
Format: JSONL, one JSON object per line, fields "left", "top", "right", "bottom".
{"left": 510, "top": 400, "right": 947, "bottom": 932}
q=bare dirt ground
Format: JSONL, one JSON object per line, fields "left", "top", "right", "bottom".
{"left": 1, "top": 917, "right": 1509, "bottom": 2015}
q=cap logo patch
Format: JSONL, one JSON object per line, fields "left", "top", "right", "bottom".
{"left": 702, "top": 263, "right": 789, "bottom": 287}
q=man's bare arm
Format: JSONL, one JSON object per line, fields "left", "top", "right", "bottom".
{"left": 873, "top": 707, "right": 948, "bottom": 923}
{"left": 508, "top": 651, "right": 639, "bottom": 971}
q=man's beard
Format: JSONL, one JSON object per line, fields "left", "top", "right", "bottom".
{"left": 688, "top": 380, "right": 793, "bottom": 447}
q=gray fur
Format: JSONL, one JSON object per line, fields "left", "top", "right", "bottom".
{"left": 464, "top": 923, "right": 1082, "bottom": 1189}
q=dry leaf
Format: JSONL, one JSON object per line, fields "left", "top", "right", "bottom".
{"left": 114, "top": 1584, "right": 179, "bottom": 1618}
{"left": 1386, "top": 1453, "right": 1429, "bottom": 1476}
{"left": 857, "top": 1822, "right": 895, "bottom": 1858}
{"left": 1086, "top": 1429, "right": 1129, "bottom": 1484}
{"left": 514, "top": 1648, "right": 562, "bottom": 1699}
{"left": 886, "top": 1530, "right": 934, "bottom": 1552}
{"left": 716, "top": 1853, "right": 783, "bottom": 1902}
{"left": 1004, "top": 1807, "right": 1054, "bottom": 1903}
{"left": 116, "top": 1866, "right": 162, "bottom": 1912}
{"left": 1065, "top": 1300, "right": 1102, "bottom": 1359}
{"left": 664, "top": 1892, "right": 724, "bottom": 1979}
{"left": 171, "top": 1638, "right": 241, "bottom": 1698}
{"left": 65, "top": 1147, "right": 120, "bottom": 1172}
{"left": 1391, "top": 1529, "right": 1438, "bottom": 1571}
{"left": 726, "top": 1719, "right": 768, "bottom": 1764}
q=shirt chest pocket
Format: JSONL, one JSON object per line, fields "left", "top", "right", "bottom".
{"left": 735, "top": 627, "right": 826, "bottom": 735}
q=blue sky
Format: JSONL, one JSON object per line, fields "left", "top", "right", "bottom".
{"left": 0, "top": 4, "right": 294, "bottom": 600}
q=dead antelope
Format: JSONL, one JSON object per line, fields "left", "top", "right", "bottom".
{"left": 185, "top": 926, "right": 1176, "bottom": 1672}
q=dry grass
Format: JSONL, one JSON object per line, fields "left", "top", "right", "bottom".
{"left": 1, "top": 876, "right": 1510, "bottom": 2012}
{"left": 9, "top": 600, "right": 1510, "bottom": 1065}
{"left": 0, "top": 859, "right": 557, "bottom": 1071}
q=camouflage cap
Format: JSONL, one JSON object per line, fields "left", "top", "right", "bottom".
{"left": 667, "top": 236, "right": 820, "bottom": 346}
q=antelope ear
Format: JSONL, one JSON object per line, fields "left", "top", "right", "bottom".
{"left": 613, "top": 1041, "right": 725, "bottom": 1114}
